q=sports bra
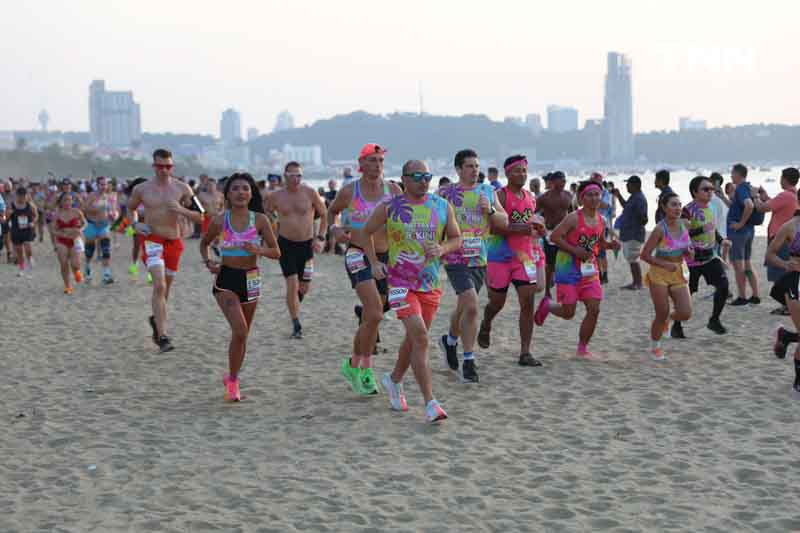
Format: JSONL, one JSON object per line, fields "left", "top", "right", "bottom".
{"left": 655, "top": 220, "right": 691, "bottom": 258}
{"left": 56, "top": 215, "right": 81, "bottom": 229}
{"left": 220, "top": 210, "right": 260, "bottom": 257}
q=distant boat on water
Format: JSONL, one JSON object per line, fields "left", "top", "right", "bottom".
{"left": 765, "top": 177, "right": 776, "bottom": 183}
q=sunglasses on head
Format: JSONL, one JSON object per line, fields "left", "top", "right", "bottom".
{"left": 153, "top": 164, "right": 174, "bottom": 170}
{"left": 403, "top": 172, "right": 433, "bottom": 183}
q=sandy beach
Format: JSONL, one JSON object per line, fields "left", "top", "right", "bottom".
{"left": 2, "top": 235, "right": 800, "bottom": 532}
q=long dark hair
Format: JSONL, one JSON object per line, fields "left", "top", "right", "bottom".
{"left": 224, "top": 172, "right": 264, "bottom": 214}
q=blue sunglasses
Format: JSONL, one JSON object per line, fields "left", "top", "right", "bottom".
{"left": 403, "top": 172, "right": 433, "bottom": 183}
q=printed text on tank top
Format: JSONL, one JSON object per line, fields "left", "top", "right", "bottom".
{"left": 12, "top": 203, "right": 33, "bottom": 230}
{"left": 221, "top": 210, "right": 260, "bottom": 257}
{"left": 655, "top": 220, "right": 690, "bottom": 259}
{"left": 503, "top": 187, "right": 536, "bottom": 254}
{"left": 348, "top": 180, "right": 392, "bottom": 230}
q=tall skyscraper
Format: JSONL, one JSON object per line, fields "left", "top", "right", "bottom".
{"left": 220, "top": 108, "right": 242, "bottom": 145}
{"left": 89, "top": 80, "right": 142, "bottom": 147}
{"left": 247, "top": 127, "right": 260, "bottom": 142}
{"left": 604, "top": 52, "right": 634, "bottom": 162}
{"left": 547, "top": 106, "right": 579, "bottom": 133}
{"left": 38, "top": 110, "right": 49, "bottom": 132}
{"left": 525, "top": 113, "right": 543, "bottom": 135}
{"left": 274, "top": 110, "right": 295, "bottom": 132}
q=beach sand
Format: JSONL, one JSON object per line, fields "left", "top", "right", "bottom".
{"left": 2, "top": 235, "right": 800, "bottom": 532}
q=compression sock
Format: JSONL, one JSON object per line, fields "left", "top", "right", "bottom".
{"left": 463, "top": 351, "right": 474, "bottom": 361}
{"left": 292, "top": 318, "right": 301, "bottom": 333}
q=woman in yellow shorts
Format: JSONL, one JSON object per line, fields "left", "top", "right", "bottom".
{"left": 641, "top": 192, "right": 693, "bottom": 361}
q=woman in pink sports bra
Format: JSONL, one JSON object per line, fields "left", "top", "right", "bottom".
{"left": 534, "top": 180, "right": 620, "bottom": 359}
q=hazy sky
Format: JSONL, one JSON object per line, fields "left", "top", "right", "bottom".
{"left": 3, "top": 1, "right": 798, "bottom": 135}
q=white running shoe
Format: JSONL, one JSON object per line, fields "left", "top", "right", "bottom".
{"left": 425, "top": 399, "right": 448, "bottom": 423}
{"left": 651, "top": 348, "right": 667, "bottom": 362}
{"left": 381, "top": 373, "right": 408, "bottom": 412}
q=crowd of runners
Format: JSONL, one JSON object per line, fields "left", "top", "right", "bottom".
{"left": 2, "top": 146, "right": 799, "bottom": 422}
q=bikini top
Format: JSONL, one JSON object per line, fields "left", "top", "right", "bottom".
{"left": 56, "top": 216, "right": 81, "bottom": 229}
{"left": 655, "top": 220, "right": 691, "bottom": 258}
{"left": 220, "top": 210, "right": 260, "bottom": 257}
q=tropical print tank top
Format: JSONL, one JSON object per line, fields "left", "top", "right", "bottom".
{"left": 554, "top": 210, "right": 605, "bottom": 285}
{"left": 440, "top": 182, "right": 494, "bottom": 267}
{"left": 345, "top": 180, "right": 392, "bottom": 230}
{"left": 682, "top": 201, "right": 716, "bottom": 266}
{"left": 386, "top": 193, "right": 449, "bottom": 292}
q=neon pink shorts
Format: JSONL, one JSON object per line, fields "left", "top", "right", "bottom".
{"left": 487, "top": 250, "right": 543, "bottom": 290}
{"left": 556, "top": 279, "right": 603, "bottom": 305}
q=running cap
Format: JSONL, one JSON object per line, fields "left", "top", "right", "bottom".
{"left": 624, "top": 175, "right": 642, "bottom": 185}
{"left": 548, "top": 171, "right": 566, "bottom": 180}
{"left": 358, "top": 143, "right": 387, "bottom": 172}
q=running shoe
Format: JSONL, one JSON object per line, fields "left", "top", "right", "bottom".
{"left": 290, "top": 328, "right": 303, "bottom": 339}
{"left": 576, "top": 346, "right": 594, "bottom": 359}
{"left": 477, "top": 321, "right": 491, "bottom": 349}
{"left": 223, "top": 374, "right": 241, "bottom": 402}
{"left": 461, "top": 359, "right": 479, "bottom": 384}
{"left": 730, "top": 297, "right": 749, "bottom": 306}
{"left": 64, "top": 286, "right": 73, "bottom": 295}
{"left": 425, "top": 399, "right": 448, "bottom": 423}
{"left": 534, "top": 296, "right": 550, "bottom": 326}
{"left": 749, "top": 296, "right": 761, "bottom": 305}
{"left": 707, "top": 318, "right": 727, "bottom": 335}
{"left": 102, "top": 275, "right": 115, "bottom": 285}
{"left": 651, "top": 347, "right": 666, "bottom": 362}
{"left": 670, "top": 321, "right": 687, "bottom": 339}
{"left": 146, "top": 272, "right": 153, "bottom": 284}
{"left": 74, "top": 270, "right": 83, "bottom": 283}
{"left": 340, "top": 358, "right": 361, "bottom": 394}
{"left": 439, "top": 335, "right": 459, "bottom": 372}
{"left": 360, "top": 367, "right": 379, "bottom": 395}
{"left": 774, "top": 327, "right": 789, "bottom": 359}
{"left": 148, "top": 316, "right": 159, "bottom": 345}
{"left": 128, "top": 263, "right": 139, "bottom": 277}
{"left": 380, "top": 372, "right": 408, "bottom": 412}
{"left": 158, "top": 336, "right": 174, "bottom": 353}
{"left": 85, "top": 265, "right": 92, "bottom": 282}
{"left": 518, "top": 353, "right": 543, "bottom": 367}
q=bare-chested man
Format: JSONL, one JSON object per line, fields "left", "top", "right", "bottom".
{"left": 82, "top": 176, "right": 119, "bottom": 284}
{"left": 197, "top": 175, "right": 224, "bottom": 236}
{"left": 265, "top": 161, "right": 327, "bottom": 338}
{"left": 327, "top": 143, "right": 402, "bottom": 395}
{"left": 537, "top": 171, "right": 573, "bottom": 298}
{"left": 128, "top": 149, "right": 204, "bottom": 352}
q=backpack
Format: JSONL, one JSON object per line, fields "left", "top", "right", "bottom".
{"left": 745, "top": 183, "right": 764, "bottom": 226}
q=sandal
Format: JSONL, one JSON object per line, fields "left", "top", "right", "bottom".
{"left": 518, "top": 353, "right": 543, "bottom": 367}
{"left": 477, "top": 321, "right": 491, "bottom": 349}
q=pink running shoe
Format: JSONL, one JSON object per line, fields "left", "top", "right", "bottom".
{"left": 534, "top": 296, "right": 551, "bottom": 326}
{"left": 425, "top": 399, "right": 448, "bottom": 423}
{"left": 576, "top": 344, "right": 594, "bottom": 359}
{"left": 223, "top": 374, "right": 241, "bottom": 402}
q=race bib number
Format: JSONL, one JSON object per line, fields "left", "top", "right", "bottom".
{"left": 580, "top": 260, "right": 597, "bottom": 277}
{"left": 73, "top": 238, "right": 84, "bottom": 253}
{"left": 17, "top": 216, "right": 29, "bottom": 229}
{"left": 462, "top": 235, "right": 482, "bottom": 258}
{"left": 303, "top": 259, "right": 314, "bottom": 281}
{"left": 388, "top": 287, "right": 410, "bottom": 311}
{"left": 246, "top": 268, "right": 261, "bottom": 301}
{"left": 345, "top": 250, "right": 367, "bottom": 274}
{"left": 681, "top": 262, "right": 690, "bottom": 280}
{"left": 524, "top": 260, "right": 537, "bottom": 282}
{"left": 145, "top": 241, "right": 163, "bottom": 256}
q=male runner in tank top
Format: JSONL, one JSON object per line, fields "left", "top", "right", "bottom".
{"left": 537, "top": 171, "right": 573, "bottom": 298}
{"left": 327, "top": 143, "right": 402, "bottom": 395}
{"left": 128, "top": 149, "right": 204, "bottom": 352}
{"left": 438, "top": 149, "right": 508, "bottom": 383}
{"left": 264, "top": 161, "right": 327, "bottom": 339}
{"left": 82, "top": 176, "right": 118, "bottom": 284}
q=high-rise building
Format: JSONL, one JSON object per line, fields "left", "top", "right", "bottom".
{"left": 525, "top": 113, "right": 543, "bottom": 135}
{"left": 220, "top": 108, "right": 242, "bottom": 145}
{"left": 547, "top": 106, "right": 579, "bottom": 133}
{"left": 38, "top": 110, "right": 49, "bottom": 132}
{"left": 604, "top": 52, "right": 634, "bottom": 162}
{"left": 247, "top": 127, "right": 260, "bottom": 142}
{"left": 584, "top": 119, "right": 607, "bottom": 162}
{"left": 679, "top": 117, "right": 707, "bottom": 131}
{"left": 89, "top": 80, "right": 142, "bottom": 147}
{"left": 274, "top": 110, "right": 295, "bottom": 132}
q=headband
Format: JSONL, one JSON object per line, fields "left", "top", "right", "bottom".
{"left": 580, "top": 183, "right": 603, "bottom": 198}
{"left": 504, "top": 158, "right": 528, "bottom": 172}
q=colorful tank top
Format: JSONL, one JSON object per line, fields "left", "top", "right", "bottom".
{"left": 220, "top": 210, "right": 260, "bottom": 257}
{"left": 346, "top": 180, "right": 392, "bottom": 230}
{"left": 487, "top": 187, "right": 537, "bottom": 263}
{"left": 682, "top": 201, "right": 716, "bottom": 266}
{"left": 788, "top": 221, "right": 800, "bottom": 257}
{"left": 655, "top": 220, "right": 691, "bottom": 258}
{"left": 554, "top": 210, "right": 605, "bottom": 285}
{"left": 440, "top": 182, "right": 495, "bottom": 267}
{"left": 386, "top": 193, "right": 449, "bottom": 292}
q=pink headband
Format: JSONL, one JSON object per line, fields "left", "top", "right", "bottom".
{"left": 580, "top": 183, "right": 603, "bottom": 198}
{"left": 504, "top": 158, "right": 528, "bottom": 172}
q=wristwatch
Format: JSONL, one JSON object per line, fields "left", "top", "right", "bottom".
{"left": 316, "top": 235, "right": 326, "bottom": 242}
{"left": 488, "top": 206, "right": 497, "bottom": 216}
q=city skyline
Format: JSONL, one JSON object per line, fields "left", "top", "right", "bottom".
{"left": 4, "top": 2, "right": 799, "bottom": 135}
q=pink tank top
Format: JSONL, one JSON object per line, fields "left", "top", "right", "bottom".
{"left": 567, "top": 210, "right": 605, "bottom": 265}
{"left": 504, "top": 187, "right": 536, "bottom": 255}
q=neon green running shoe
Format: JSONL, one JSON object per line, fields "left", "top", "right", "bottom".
{"left": 146, "top": 272, "right": 153, "bottom": 284}
{"left": 359, "top": 367, "right": 379, "bottom": 396}
{"left": 340, "top": 358, "right": 361, "bottom": 394}
{"left": 128, "top": 263, "right": 139, "bottom": 277}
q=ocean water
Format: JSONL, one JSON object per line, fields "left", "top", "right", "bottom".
{"left": 305, "top": 166, "right": 795, "bottom": 236}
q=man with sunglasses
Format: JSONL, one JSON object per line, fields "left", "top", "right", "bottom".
{"left": 327, "top": 143, "right": 402, "bottom": 395}
{"left": 362, "top": 160, "right": 461, "bottom": 423}
{"left": 128, "top": 149, "right": 204, "bottom": 352}
{"left": 264, "top": 161, "right": 327, "bottom": 339}
{"left": 438, "top": 149, "right": 507, "bottom": 383}
{"left": 670, "top": 176, "right": 729, "bottom": 337}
